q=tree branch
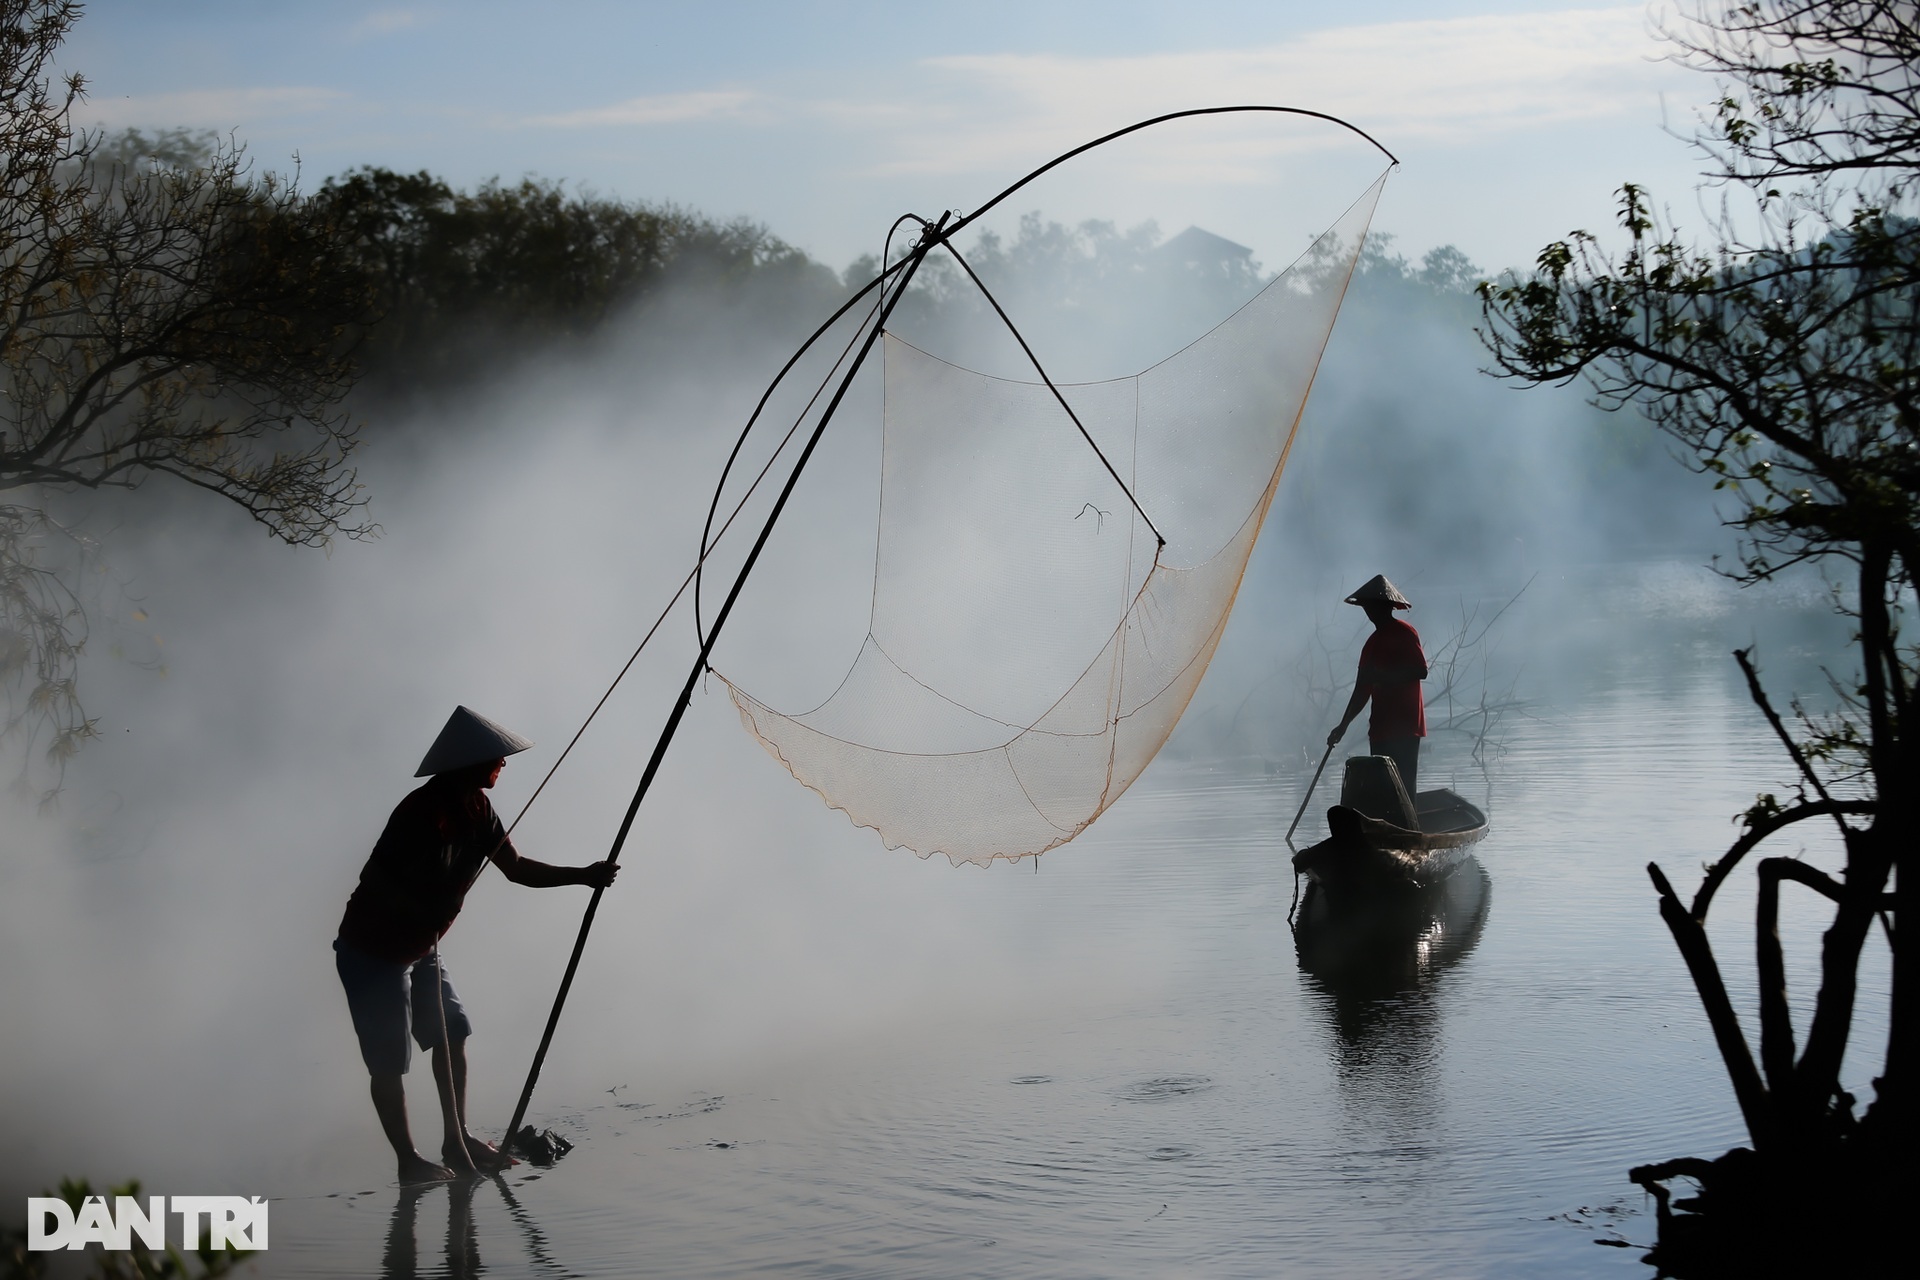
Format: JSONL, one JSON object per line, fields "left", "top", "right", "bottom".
{"left": 1734, "top": 647, "right": 1837, "bottom": 807}
{"left": 1650, "top": 860, "right": 1775, "bottom": 1150}
{"left": 1756, "top": 857, "right": 1798, "bottom": 1096}
{"left": 1691, "top": 797, "right": 1875, "bottom": 921}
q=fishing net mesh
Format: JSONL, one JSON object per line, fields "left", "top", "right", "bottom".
{"left": 718, "top": 174, "right": 1387, "bottom": 865}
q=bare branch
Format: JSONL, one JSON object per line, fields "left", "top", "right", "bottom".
{"left": 1734, "top": 646, "right": 1837, "bottom": 805}
{"left": 1691, "top": 796, "right": 1875, "bottom": 920}
{"left": 1649, "top": 860, "right": 1775, "bottom": 1150}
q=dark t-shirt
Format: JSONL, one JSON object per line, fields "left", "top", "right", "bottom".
{"left": 1359, "top": 618, "right": 1427, "bottom": 740}
{"left": 337, "top": 778, "right": 515, "bottom": 964}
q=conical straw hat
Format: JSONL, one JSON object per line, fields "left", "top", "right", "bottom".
{"left": 415, "top": 705, "right": 534, "bottom": 777}
{"left": 1344, "top": 574, "right": 1412, "bottom": 609}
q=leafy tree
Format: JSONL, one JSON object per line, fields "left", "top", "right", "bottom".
{"left": 1, "top": 0, "right": 375, "bottom": 797}
{"left": 1479, "top": 2, "right": 1910, "bottom": 1269}
{"left": 314, "top": 167, "right": 836, "bottom": 392}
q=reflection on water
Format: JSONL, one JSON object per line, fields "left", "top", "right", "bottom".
{"left": 1296, "top": 860, "right": 1492, "bottom": 1046}
{"left": 382, "top": 1179, "right": 479, "bottom": 1280}
{"left": 382, "top": 1175, "right": 579, "bottom": 1280}
{"left": 1295, "top": 863, "right": 1492, "bottom": 1126}
{"left": 489, "top": 1176, "right": 577, "bottom": 1278}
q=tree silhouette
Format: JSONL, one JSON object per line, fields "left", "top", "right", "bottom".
{"left": 1480, "top": 3, "right": 1910, "bottom": 1270}
{"left": 1, "top": 0, "right": 374, "bottom": 797}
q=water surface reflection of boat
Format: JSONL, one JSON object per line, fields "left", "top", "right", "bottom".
{"left": 1294, "top": 858, "right": 1492, "bottom": 1052}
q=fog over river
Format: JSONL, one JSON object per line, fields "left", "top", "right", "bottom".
{"left": 1, "top": 204, "right": 1887, "bottom": 1276}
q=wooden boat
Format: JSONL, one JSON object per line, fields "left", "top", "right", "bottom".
{"left": 1290, "top": 756, "right": 1488, "bottom": 893}
{"left": 1294, "top": 857, "right": 1491, "bottom": 999}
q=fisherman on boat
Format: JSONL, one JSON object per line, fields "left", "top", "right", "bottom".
{"left": 333, "top": 706, "right": 619, "bottom": 1185}
{"left": 1326, "top": 575, "right": 1427, "bottom": 794}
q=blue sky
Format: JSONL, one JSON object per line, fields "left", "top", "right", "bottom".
{"left": 62, "top": 2, "right": 1716, "bottom": 273}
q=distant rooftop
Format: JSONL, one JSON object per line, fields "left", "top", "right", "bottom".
{"left": 1156, "top": 226, "right": 1255, "bottom": 271}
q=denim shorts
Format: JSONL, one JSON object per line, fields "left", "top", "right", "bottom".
{"left": 333, "top": 938, "right": 473, "bottom": 1076}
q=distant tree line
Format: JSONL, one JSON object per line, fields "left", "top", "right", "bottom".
{"left": 311, "top": 167, "right": 842, "bottom": 395}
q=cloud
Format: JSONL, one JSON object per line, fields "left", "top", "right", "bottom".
{"left": 82, "top": 86, "right": 350, "bottom": 129}
{"left": 349, "top": 9, "right": 431, "bottom": 40}
{"left": 529, "top": 89, "right": 755, "bottom": 129}
{"left": 870, "top": 6, "right": 1682, "bottom": 176}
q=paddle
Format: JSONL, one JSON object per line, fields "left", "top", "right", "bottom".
{"left": 1286, "top": 741, "right": 1336, "bottom": 846}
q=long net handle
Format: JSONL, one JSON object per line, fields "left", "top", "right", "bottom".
{"left": 502, "top": 213, "right": 953, "bottom": 1145}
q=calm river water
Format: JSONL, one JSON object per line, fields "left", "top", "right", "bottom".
{"left": 185, "top": 568, "right": 1889, "bottom": 1277}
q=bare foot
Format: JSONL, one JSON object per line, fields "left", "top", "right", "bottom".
{"left": 398, "top": 1154, "right": 456, "bottom": 1186}
{"left": 442, "top": 1136, "right": 514, "bottom": 1176}
{"left": 439, "top": 1142, "right": 481, "bottom": 1177}
{"left": 459, "top": 1133, "right": 517, "bottom": 1173}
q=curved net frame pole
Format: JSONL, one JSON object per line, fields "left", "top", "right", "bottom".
{"left": 693, "top": 105, "right": 1394, "bottom": 638}
{"left": 946, "top": 104, "right": 1395, "bottom": 237}
{"left": 502, "top": 212, "right": 954, "bottom": 1146}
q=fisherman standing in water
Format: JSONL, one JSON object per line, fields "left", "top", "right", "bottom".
{"left": 334, "top": 706, "right": 619, "bottom": 1184}
{"left": 1326, "top": 575, "right": 1428, "bottom": 795}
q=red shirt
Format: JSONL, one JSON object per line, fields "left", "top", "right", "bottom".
{"left": 1359, "top": 618, "right": 1427, "bottom": 740}
{"left": 337, "top": 778, "right": 515, "bottom": 963}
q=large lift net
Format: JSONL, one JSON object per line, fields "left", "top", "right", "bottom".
{"left": 717, "top": 173, "right": 1387, "bottom": 866}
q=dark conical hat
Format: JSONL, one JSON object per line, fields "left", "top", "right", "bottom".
{"left": 1344, "top": 574, "right": 1412, "bottom": 609}
{"left": 415, "top": 705, "right": 534, "bottom": 777}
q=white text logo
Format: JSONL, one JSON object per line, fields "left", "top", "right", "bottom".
{"left": 25, "top": 1196, "right": 269, "bottom": 1251}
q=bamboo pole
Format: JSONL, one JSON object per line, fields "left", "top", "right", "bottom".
{"left": 502, "top": 213, "right": 952, "bottom": 1146}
